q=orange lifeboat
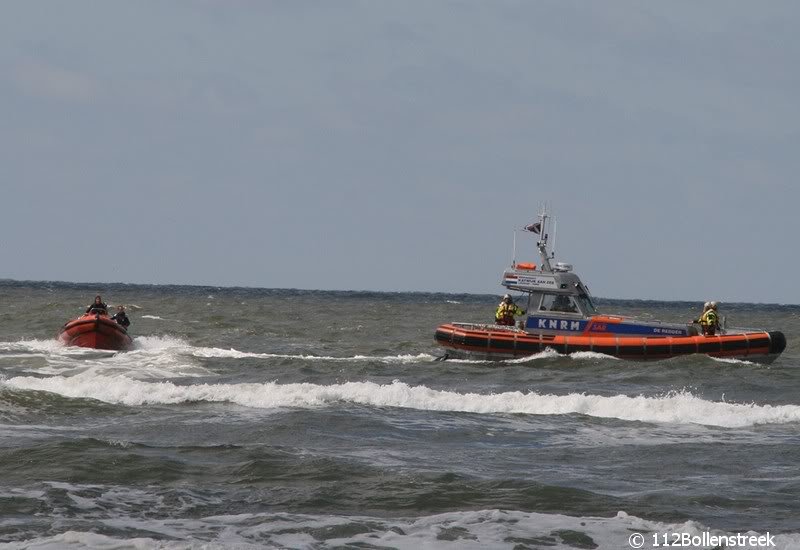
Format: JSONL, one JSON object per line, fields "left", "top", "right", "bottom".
{"left": 436, "top": 208, "right": 787, "bottom": 363}
{"left": 58, "top": 312, "right": 133, "bottom": 351}
{"left": 434, "top": 322, "right": 786, "bottom": 363}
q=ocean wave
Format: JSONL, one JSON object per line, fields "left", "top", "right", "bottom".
{"left": 4, "top": 375, "right": 800, "bottom": 428}
{"left": 0, "top": 336, "right": 211, "bottom": 379}
{"left": 0, "top": 339, "right": 69, "bottom": 354}
{"left": 2, "top": 509, "right": 798, "bottom": 550}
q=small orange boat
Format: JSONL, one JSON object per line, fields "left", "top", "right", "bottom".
{"left": 434, "top": 208, "right": 786, "bottom": 364}
{"left": 58, "top": 312, "right": 133, "bottom": 351}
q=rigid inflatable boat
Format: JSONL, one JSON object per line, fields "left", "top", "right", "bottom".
{"left": 58, "top": 311, "right": 133, "bottom": 351}
{"left": 434, "top": 209, "right": 786, "bottom": 364}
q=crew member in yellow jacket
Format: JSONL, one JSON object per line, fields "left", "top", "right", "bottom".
{"left": 495, "top": 294, "right": 525, "bottom": 326}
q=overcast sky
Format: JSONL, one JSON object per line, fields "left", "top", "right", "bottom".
{"left": 1, "top": 2, "right": 798, "bottom": 303}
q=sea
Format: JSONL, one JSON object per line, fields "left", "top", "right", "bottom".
{"left": 1, "top": 280, "right": 798, "bottom": 549}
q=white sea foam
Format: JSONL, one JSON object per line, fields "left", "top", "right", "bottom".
{"left": 2, "top": 509, "right": 798, "bottom": 550}
{"left": 131, "top": 335, "right": 190, "bottom": 352}
{"left": 189, "top": 345, "right": 439, "bottom": 364}
{"left": 502, "top": 349, "right": 561, "bottom": 363}
{"left": 1, "top": 336, "right": 444, "bottom": 380}
{"left": 0, "top": 336, "right": 211, "bottom": 379}
{"left": 712, "top": 356, "right": 757, "bottom": 366}
{"left": 0, "top": 339, "right": 69, "bottom": 355}
{"left": 139, "top": 314, "right": 167, "bottom": 320}
{"left": 5, "top": 375, "right": 800, "bottom": 428}
{"left": 129, "top": 335, "right": 439, "bottom": 364}
{"left": 2, "top": 336, "right": 619, "bottom": 371}
{"left": 445, "top": 349, "right": 619, "bottom": 365}
{"left": 568, "top": 350, "right": 621, "bottom": 361}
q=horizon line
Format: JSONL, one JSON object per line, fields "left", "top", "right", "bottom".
{"left": 1, "top": 277, "right": 796, "bottom": 307}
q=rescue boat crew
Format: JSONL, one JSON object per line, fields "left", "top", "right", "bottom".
{"left": 695, "top": 301, "right": 721, "bottom": 336}
{"left": 694, "top": 302, "right": 711, "bottom": 333}
{"left": 703, "top": 302, "right": 721, "bottom": 336}
{"left": 111, "top": 305, "right": 131, "bottom": 328}
{"left": 495, "top": 294, "right": 525, "bottom": 326}
{"left": 86, "top": 295, "right": 108, "bottom": 314}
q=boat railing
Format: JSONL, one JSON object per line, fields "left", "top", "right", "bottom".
{"left": 451, "top": 322, "right": 525, "bottom": 333}
{"left": 722, "top": 325, "right": 770, "bottom": 335}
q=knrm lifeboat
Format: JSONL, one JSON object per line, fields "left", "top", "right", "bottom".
{"left": 435, "top": 209, "right": 786, "bottom": 364}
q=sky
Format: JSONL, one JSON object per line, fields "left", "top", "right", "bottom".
{"left": 1, "top": 1, "right": 798, "bottom": 303}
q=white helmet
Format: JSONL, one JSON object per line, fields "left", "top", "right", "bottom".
{"left": 503, "top": 294, "right": 512, "bottom": 301}
{"left": 704, "top": 302, "right": 711, "bottom": 309}
{"left": 710, "top": 301, "right": 718, "bottom": 309}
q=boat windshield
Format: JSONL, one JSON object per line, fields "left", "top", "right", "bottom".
{"left": 575, "top": 293, "right": 597, "bottom": 314}
{"left": 539, "top": 294, "right": 579, "bottom": 313}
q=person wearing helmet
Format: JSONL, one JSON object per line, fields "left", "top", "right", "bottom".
{"left": 704, "top": 302, "right": 721, "bottom": 336}
{"left": 694, "top": 301, "right": 720, "bottom": 336}
{"left": 495, "top": 294, "right": 525, "bottom": 326}
{"left": 693, "top": 302, "right": 711, "bottom": 333}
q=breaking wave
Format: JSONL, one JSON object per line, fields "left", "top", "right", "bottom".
{"left": 2, "top": 508, "right": 797, "bottom": 550}
{"left": 4, "top": 375, "right": 799, "bottom": 428}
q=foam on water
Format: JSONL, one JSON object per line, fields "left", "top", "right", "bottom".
{"left": 132, "top": 336, "right": 615, "bottom": 365}
{"left": 712, "top": 356, "right": 757, "bottom": 366}
{"left": 4, "top": 374, "right": 799, "bottom": 428}
{"left": 0, "top": 336, "right": 211, "bottom": 379}
{"left": 189, "top": 344, "right": 439, "bottom": 364}
{"left": 0, "top": 338, "right": 82, "bottom": 356}
{"left": 440, "top": 348, "right": 620, "bottom": 365}
{"left": 568, "top": 350, "right": 621, "bottom": 361}
{"left": 3, "top": 508, "right": 798, "bottom": 550}
{"left": 503, "top": 348, "right": 619, "bottom": 364}
{"left": 2, "top": 336, "right": 624, "bottom": 372}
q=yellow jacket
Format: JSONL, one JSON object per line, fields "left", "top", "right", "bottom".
{"left": 702, "top": 309, "right": 719, "bottom": 327}
{"left": 496, "top": 302, "right": 524, "bottom": 321}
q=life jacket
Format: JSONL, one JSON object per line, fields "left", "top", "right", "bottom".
{"left": 496, "top": 302, "right": 522, "bottom": 324}
{"left": 704, "top": 310, "right": 719, "bottom": 326}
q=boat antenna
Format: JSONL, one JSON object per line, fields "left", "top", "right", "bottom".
{"left": 512, "top": 230, "right": 517, "bottom": 267}
{"left": 537, "top": 204, "right": 554, "bottom": 273}
{"left": 551, "top": 218, "right": 557, "bottom": 260}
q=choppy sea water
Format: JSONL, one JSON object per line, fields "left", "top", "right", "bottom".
{"left": 0, "top": 280, "right": 798, "bottom": 549}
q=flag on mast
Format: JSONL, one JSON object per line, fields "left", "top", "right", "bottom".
{"left": 524, "top": 222, "right": 541, "bottom": 234}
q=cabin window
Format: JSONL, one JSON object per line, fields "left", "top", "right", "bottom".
{"left": 539, "top": 294, "right": 579, "bottom": 313}
{"left": 574, "top": 293, "right": 597, "bottom": 314}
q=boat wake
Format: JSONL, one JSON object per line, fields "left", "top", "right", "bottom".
{"left": 4, "top": 374, "right": 799, "bottom": 428}
{"left": 502, "top": 349, "right": 619, "bottom": 364}
{"left": 1, "top": 336, "right": 630, "bottom": 374}
{"left": 132, "top": 336, "right": 439, "bottom": 364}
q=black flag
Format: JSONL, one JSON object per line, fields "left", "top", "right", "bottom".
{"left": 524, "top": 222, "right": 541, "bottom": 234}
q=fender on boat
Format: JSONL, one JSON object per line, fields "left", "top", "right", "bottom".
{"left": 768, "top": 331, "right": 787, "bottom": 355}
